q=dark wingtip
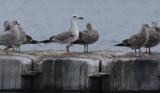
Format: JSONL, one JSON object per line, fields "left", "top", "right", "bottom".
{"left": 49, "top": 36, "right": 54, "bottom": 41}
{"left": 114, "top": 43, "right": 125, "bottom": 46}
{"left": 39, "top": 40, "right": 51, "bottom": 43}
{"left": 79, "top": 17, "right": 84, "bottom": 19}
{"left": 30, "top": 40, "right": 39, "bottom": 44}
{"left": 39, "top": 36, "right": 54, "bottom": 43}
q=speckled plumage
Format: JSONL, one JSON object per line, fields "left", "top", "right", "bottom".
{"left": 69, "top": 23, "right": 99, "bottom": 53}
{"left": 144, "top": 22, "right": 160, "bottom": 54}
{"left": 115, "top": 24, "right": 150, "bottom": 55}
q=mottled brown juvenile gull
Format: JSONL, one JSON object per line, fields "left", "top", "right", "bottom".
{"left": 115, "top": 24, "right": 150, "bottom": 55}
{"left": 67, "top": 23, "right": 99, "bottom": 53}
{"left": 40, "top": 15, "right": 83, "bottom": 53}
{"left": 144, "top": 22, "right": 160, "bottom": 55}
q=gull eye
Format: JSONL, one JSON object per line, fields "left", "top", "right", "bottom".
{"left": 3, "top": 21, "right": 9, "bottom": 26}
{"left": 73, "top": 16, "right": 77, "bottom": 18}
{"left": 15, "top": 21, "right": 18, "bottom": 24}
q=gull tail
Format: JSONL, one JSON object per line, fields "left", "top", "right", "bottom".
{"left": 30, "top": 40, "right": 40, "bottom": 44}
{"left": 115, "top": 39, "right": 131, "bottom": 46}
{"left": 39, "top": 35, "right": 57, "bottom": 43}
{"left": 39, "top": 40, "right": 52, "bottom": 43}
{"left": 114, "top": 43, "right": 125, "bottom": 46}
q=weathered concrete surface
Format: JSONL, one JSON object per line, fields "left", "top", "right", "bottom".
{"left": 0, "top": 55, "right": 33, "bottom": 90}
{"left": 0, "top": 50, "right": 159, "bottom": 91}
{"left": 33, "top": 57, "right": 100, "bottom": 90}
{"left": 102, "top": 58, "right": 159, "bottom": 91}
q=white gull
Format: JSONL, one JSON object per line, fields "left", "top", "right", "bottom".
{"left": 41, "top": 15, "right": 83, "bottom": 53}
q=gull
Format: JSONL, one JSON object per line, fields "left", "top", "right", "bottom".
{"left": 67, "top": 22, "right": 99, "bottom": 53}
{"left": 4, "top": 20, "right": 25, "bottom": 51}
{"left": 14, "top": 23, "right": 39, "bottom": 51}
{"left": 115, "top": 24, "right": 150, "bottom": 55}
{"left": 10, "top": 34, "right": 39, "bottom": 51}
{"left": 14, "top": 23, "right": 26, "bottom": 51}
{"left": 40, "top": 15, "right": 83, "bottom": 53}
{"left": 4, "top": 21, "right": 39, "bottom": 51}
{"left": 144, "top": 21, "right": 160, "bottom": 55}
{"left": 0, "top": 20, "right": 20, "bottom": 51}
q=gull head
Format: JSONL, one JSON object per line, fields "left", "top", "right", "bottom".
{"left": 86, "top": 22, "right": 93, "bottom": 30}
{"left": 3, "top": 20, "right": 10, "bottom": 31}
{"left": 141, "top": 24, "right": 150, "bottom": 33}
{"left": 71, "top": 15, "right": 84, "bottom": 20}
{"left": 142, "top": 24, "right": 150, "bottom": 28}
{"left": 86, "top": 22, "right": 96, "bottom": 31}
{"left": 151, "top": 21, "right": 158, "bottom": 27}
{"left": 11, "top": 20, "right": 20, "bottom": 26}
{"left": 4, "top": 20, "right": 19, "bottom": 31}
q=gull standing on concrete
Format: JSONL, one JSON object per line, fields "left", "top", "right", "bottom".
{"left": 144, "top": 22, "right": 160, "bottom": 55}
{"left": 115, "top": 24, "right": 150, "bottom": 55}
{"left": 67, "top": 22, "right": 99, "bottom": 53}
{"left": 4, "top": 20, "right": 25, "bottom": 51}
{"left": 0, "top": 20, "right": 20, "bottom": 51}
{"left": 14, "top": 23, "right": 26, "bottom": 51}
{"left": 14, "top": 23, "right": 39, "bottom": 51}
{"left": 41, "top": 15, "right": 83, "bottom": 53}
{"left": 4, "top": 21, "right": 40, "bottom": 51}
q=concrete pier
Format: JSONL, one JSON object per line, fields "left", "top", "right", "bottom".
{"left": 102, "top": 58, "right": 159, "bottom": 91}
{"left": 0, "top": 55, "right": 33, "bottom": 90}
{"left": 33, "top": 57, "right": 100, "bottom": 90}
{"left": 0, "top": 51, "right": 159, "bottom": 91}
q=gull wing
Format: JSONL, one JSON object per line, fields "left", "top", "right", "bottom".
{"left": 126, "top": 32, "right": 147, "bottom": 48}
{"left": 0, "top": 31, "right": 16, "bottom": 45}
{"left": 49, "top": 31, "right": 75, "bottom": 42}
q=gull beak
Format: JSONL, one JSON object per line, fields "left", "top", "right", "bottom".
{"left": 78, "top": 17, "right": 84, "bottom": 19}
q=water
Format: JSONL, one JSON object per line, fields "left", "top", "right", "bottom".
{"left": 0, "top": 0, "right": 159, "bottom": 52}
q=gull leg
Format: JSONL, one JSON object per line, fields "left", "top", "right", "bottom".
{"left": 149, "top": 48, "right": 151, "bottom": 55}
{"left": 84, "top": 45, "right": 87, "bottom": 53}
{"left": 66, "top": 46, "right": 69, "bottom": 53}
{"left": 66, "top": 44, "right": 72, "bottom": 53}
{"left": 145, "top": 48, "right": 148, "bottom": 53}
{"left": 83, "top": 45, "right": 85, "bottom": 53}
{"left": 86, "top": 45, "right": 89, "bottom": 53}
{"left": 138, "top": 48, "right": 141, "bottom": 56}
{"left": 19, "top": 46, "right": 21, "bottom": 52}
{"left": 134, "top": 49, "right": 137, "bottom": 56}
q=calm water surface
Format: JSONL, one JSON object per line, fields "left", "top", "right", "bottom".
{"left": 0, "top": 0, "right": 159, "bottom": 52}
